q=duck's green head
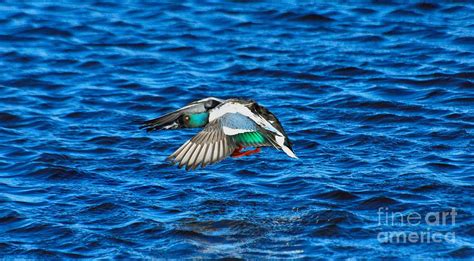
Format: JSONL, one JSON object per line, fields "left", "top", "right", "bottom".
{"left": 182, "top": 112, "right": 209, "bottom": 128}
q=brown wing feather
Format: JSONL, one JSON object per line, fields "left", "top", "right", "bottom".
{"left": 167, "top": 119, "right": 235, "bottom": 170}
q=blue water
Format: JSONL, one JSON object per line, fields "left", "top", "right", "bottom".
{"left": 1, "top": 1, "right": 473, "bottom": 259}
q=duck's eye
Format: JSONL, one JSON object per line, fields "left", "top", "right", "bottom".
{"left": 184, "top": 115, "right": 190, "bottom": 122}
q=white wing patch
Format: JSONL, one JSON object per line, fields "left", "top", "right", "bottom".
{"left": 210, "top": 102, "right": 276, "bottom": 132}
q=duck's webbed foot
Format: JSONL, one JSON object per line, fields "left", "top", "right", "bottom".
{"left": 231, "top": 145, "right": 244, "bottom": 157}
{"left": 231, "top": 146, "right": 261, "bottom": 158}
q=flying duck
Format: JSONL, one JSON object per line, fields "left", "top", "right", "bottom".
{"left": 141, "top": 97, "right": 297, "bottom": 170}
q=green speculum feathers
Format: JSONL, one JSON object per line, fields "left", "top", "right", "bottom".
{"left": 188, "top": 113, "right": 209, "bottom": 127}
{"left": 234, "top": 131, "right": 265, "bottom": 145}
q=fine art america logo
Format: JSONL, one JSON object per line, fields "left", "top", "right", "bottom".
{"left": 377, "top": 207, "right": 457, "bottom": 244}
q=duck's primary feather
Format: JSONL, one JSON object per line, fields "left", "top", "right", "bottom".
{"left": 167, "top": 118, "right": 236, "bottom": 170}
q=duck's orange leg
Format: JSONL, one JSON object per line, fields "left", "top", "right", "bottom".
{"left": 231, "top": 146, "right": 261, "bottom": 158}
{"left": 231, "top": 145, "right": 244, "bottom": 157}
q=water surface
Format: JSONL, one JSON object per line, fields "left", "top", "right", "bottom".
{"left": 0, "top": 1, "right": 473, "bottom": 259}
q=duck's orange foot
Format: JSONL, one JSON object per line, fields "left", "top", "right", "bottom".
{"left": 231, "top": 147, "right": 261, "bottom": 158}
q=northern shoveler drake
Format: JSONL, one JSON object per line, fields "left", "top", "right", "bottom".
{"left": 141, "top": 97, "right": 297, "bottom": 170}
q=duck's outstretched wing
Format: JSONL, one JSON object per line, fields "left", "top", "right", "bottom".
{"left": 209, "top": 100, "right": 297, "bottom": 159}
{"left": 167, "top": 119, "right": 236, "bottom": 171}
{"left": 247, "top": 102, "right": 297, "bottom": 158}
